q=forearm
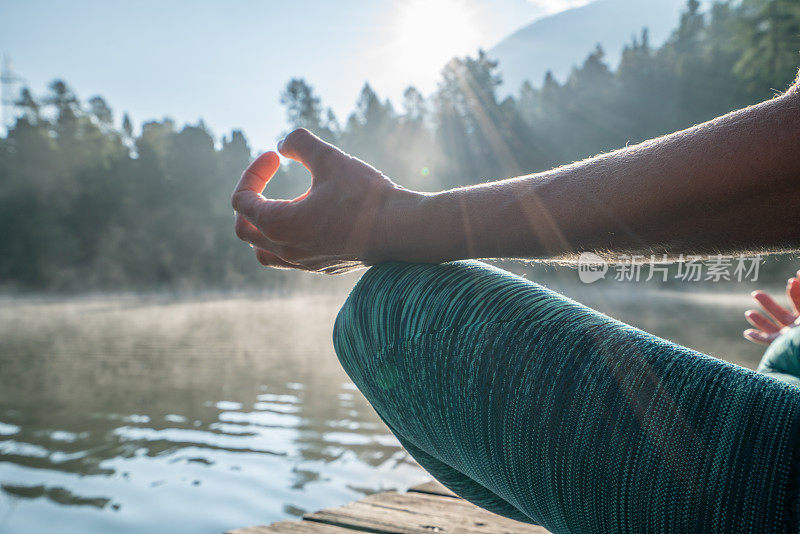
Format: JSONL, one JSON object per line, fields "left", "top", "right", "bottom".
{"left": 389, "top": 86, "right": 800, "bottom": 262}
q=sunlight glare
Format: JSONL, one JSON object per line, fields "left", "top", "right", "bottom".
{"left": 391, "top": 0, "right": 481, "bottom": 84}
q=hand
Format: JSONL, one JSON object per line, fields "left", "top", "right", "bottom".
{"left": 743, "top": 270, "right": 800, "bottom": 345}
{"left": 231, "top": 129, "right": 422, "bottom": 274}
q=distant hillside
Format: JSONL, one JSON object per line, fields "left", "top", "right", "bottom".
{"left": 490, "top": 0, "right": 692, "bottom": 93}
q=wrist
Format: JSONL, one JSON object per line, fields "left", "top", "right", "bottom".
{"left": 371, "top": 187, "right": 426, "bottom": 262}
{"left": 370, "top": 187, "right": 458, "bottom": 264}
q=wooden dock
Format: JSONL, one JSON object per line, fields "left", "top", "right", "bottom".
{"left": 227, "top": 480, "right": 551, "bottom": 534}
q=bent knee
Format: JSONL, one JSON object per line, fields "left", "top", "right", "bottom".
{"left": 758, "top": 327, "right": 800, "bottom": 386}
{"left": 333, "top": 261, "right": 485, "bottom": 381}
{"left": 333, "top": 261, "right": 412, "bottom": 342}
{"left": 332, "top": 259, "right": 592, "bottom": 368}
{"left": 334, "top": 262, "right": 408, "bottom": 374}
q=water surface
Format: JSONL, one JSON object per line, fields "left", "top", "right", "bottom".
{"left": 0, "top": 293, "right": 429, "bottom": 533}
{"left": 0, "top": 282, "right": 767, "bottom": 533}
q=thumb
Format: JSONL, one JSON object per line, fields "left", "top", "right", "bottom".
{"left": 278, "top": 128, "right": 340, "bottom": 177}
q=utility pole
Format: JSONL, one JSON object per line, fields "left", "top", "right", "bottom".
{"left": 1, "top": 54, "right": 24, "bottom": 135}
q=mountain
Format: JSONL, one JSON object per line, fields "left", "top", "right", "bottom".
{"left": 489, "top": 0, "right": 692, "bottom": 93}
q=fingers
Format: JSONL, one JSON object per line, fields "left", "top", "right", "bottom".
{"left": 231, "top": 151, "right": 292, "bottom": 224}
{"left": 277, "top": 128, "right": 340, "bottom": 177}
{"left": 744, "top": 309, "right": 781, "bottom": 333}
{"left": 744, "top": 274, "right": 800, "bottom": 346}
{"left": 232, "top": 151, "right": 298, "bottom": 236}
{"left": 231, "top": 151, "right": 279, "bottom": 207}
{"left": 252, "top": 245, "right": 361, "bottom": 274}
{"left": 751, "top": 290, "right": 797, "bottom": 326}
{"left": 743, "top": 328, "right": 778, "bottom": 345}
{"left": 254, "top": 248, "right": 306, "bottom": 270}
{"left": 788, "top": 276, "right": 800, "bottom": 315}
{"left": 234, "top": 215, "right": 275, "bottom": 251}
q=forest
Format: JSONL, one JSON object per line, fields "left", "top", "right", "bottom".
{"left": 1, "top": 0, "right": 799, "bottom": 290}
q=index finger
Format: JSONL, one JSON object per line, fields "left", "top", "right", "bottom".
{"left": 231, "top": 151, "right": 281, "bottom": 217}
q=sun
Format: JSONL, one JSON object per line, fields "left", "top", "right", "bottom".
{"left": 391, "top": 0, "right": 481, "bottom": 86}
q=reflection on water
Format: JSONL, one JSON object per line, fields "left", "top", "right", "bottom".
{"left": 0, "top": 281, "right": 767, "bottom": 533}
{"left": 0, "top": 294, "right": 427, "bottom": 533}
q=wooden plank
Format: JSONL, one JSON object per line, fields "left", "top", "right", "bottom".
{"left": 408, "top": 481, "right": 458, "bottom": 498}
{"left": 304, "top": 490, "right": 550, "bottom": 534}
{"left": 226, "top": 520, "right": 361, "bottom": 533}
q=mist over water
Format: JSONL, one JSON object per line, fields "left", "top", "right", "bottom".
{"left": 0, "top": 277, "right": 770, "bottom": 533}
{"left": 0, "top": 292, "right": 427, "bottom": 533}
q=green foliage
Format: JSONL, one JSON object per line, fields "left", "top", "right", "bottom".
{"left": 734, "top": 0, "right": 800, "bottom": 95}
{"left": 0, "top": 81, "right": 277, "bottom": 290}
{"left": 0, "top": 0, "right": 798, "bottom": 291}
{"left": 280, "top": 78, "right": 337, "bottom": 141}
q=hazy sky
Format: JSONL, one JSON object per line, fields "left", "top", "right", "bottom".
{"left": 0, "top": 0, "right": 588, "bottom": 151}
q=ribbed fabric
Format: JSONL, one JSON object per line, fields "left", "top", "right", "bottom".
{"left": 333, "top": 261, "right": 800, "bottom": 533}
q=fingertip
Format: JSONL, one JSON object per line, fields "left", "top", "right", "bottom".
{"left": 743, "top": 329, "right": 770, "bottom": 345}
{"left": 247, "top": 151, "right": 281, "bottom": 179}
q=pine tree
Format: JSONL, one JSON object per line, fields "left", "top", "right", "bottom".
{"left": 122, "top": 113, "right": 133, "bottom": 139}
{"left": 88, "top": 96, "right": 113, "bottom": 126}
{"left": 735, "top": 0, "right": 800, "bottom": 96}
{"left": 279, "top": 78, "right": 335, "bottom": 141}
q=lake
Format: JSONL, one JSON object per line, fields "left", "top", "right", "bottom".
{"left": 0, "top": 274, "right": 769, "bottom": 533}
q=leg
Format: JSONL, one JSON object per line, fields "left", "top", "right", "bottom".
{"left": 759, "top": 327, "right": 800, "bottom": 388}
{"left": 334, "top": 261, "right": 800, "bottom": 533}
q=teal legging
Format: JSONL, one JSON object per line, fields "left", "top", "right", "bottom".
{"left": 333, "top": 261, "right": 800, "bottom": 533}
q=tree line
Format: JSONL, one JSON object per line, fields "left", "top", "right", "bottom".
{"left": 1, "top": 0, "right": 798, "bottom": 290}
